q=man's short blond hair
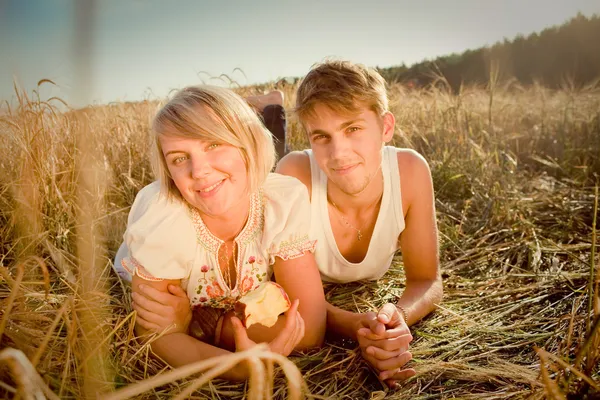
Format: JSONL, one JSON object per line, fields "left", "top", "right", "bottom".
{"left": 151, "top": 85, "right": 276, "bottom": 200}
{"left": 294, "top": 60, "right": 389, "bottom": 121}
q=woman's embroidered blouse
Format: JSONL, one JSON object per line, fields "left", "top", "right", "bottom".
{"left": 121, "top": 173, "right": 316, "bottom": 308}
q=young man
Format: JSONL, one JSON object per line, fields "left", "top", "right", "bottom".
{"left": 277, "top": 60, "right": 442, "bottom": 386}
{"left": 126, "top": 61, "right": 442, "bottom": 388}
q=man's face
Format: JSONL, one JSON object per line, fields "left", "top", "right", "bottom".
{"left": 303, "top": 103, "right": 395, "bottom": 196}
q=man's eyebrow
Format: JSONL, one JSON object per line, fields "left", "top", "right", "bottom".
{"left": 309, "top": 118, "right": 366, "bottom": 136}
{"left": 164, "top": 150, "right": 184, "bottom": 156}
{"left": 309, "top": 129, "right": 328, "bottom": 137}
{"left": 338, "top": 118, "right": 365, "bottom": 130}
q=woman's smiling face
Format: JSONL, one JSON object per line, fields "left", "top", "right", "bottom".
{"left": 160, "top": 134, "right": 249, "bottom": 218}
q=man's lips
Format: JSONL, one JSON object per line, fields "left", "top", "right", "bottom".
{"left": 331, "top": 164, "right": 359, "bottom": 175}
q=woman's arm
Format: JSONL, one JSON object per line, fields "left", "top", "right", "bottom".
{"left": 270, "top": 251, "right": 327, "bottom": 349}
{"left": 131, "top": 274, "right": 249, "bottom": 380}
{"left": 132, "top": 252, "right": 324, "bottom": 354}
{"left": 219, "top": 251, "right": 327, "bottom": 351}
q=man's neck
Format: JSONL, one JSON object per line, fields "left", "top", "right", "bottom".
{"left": 327, "top": 169, "right": 384, "bottom": 213}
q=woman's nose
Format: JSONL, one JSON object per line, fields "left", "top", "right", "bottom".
{"left": 191, "top": 155, "right": 211, "bottom": 179}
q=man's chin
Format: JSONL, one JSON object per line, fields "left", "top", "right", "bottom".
{"left": 328, "top": 179, "right": 368, "bottom": 196}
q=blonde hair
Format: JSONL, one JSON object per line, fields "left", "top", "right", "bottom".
{"left": 151, "top": 85, "right": 276, "bottom": 200}
{"left": 295, "top": 60, "right": 389, "bottom": 121}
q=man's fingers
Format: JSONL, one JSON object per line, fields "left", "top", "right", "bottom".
{"left": 385, "top": 325, "right": 412, "bottom": 338}
{"left": 377, "top": 303, "right": 400, "bottom": 325}
{"left": 367, "top": 334, "right": 413, "bottom": 352}
{"left": 132, "top": 292, "right": 169, "bottom": 315}
{"left": 360, "top": 327, "right": 411, "bottom": 341}
{"left": 167, "top": 284, "right": 189, "bottom": 299}
{"left": 368, "top": 319, "right": 387, "bottom": 337}
{"left": 138, "top": 284, "right": 186, "bottom": 307}
{"left": 135, "top": 284, "right": 168, "bottom": 303}
{"left": 132, "top": 302, "right": 166, "bottom": 327}
{"left": 366, "top": 345, "right": 409, "bottom": 360}
{"left": 135, "top": 315, "right": 159, "bottom": 332}
{"left": 373, "top": 351, "right": 413, "bottom": 372}
{"left": 380, "top": 367, "right": 416, "bottom": 382}
{"left": 357, "top": 327, "right": 384, "bottom": 340}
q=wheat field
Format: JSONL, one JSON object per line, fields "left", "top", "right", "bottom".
{"left": 0, "top": 78, "right": 599, "bottom": 399}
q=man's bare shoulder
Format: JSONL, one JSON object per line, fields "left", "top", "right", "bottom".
{"left": 392, "top": 148, "right": 434, "bottom": 208}
{"left": 394, "top": 148, "right": 431, "bottom": 177}
{"left": 275, "top": 151, "right": 312, "bottom": 192}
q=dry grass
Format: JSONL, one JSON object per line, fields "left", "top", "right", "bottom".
{"left": 0, "top": 78, "right": 599, "bottom": 399}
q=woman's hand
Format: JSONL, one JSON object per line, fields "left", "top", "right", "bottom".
{"left": 231, "top": 299, "right": 305, "bottom": 356}
{"left": 132, "top": 283, "right": 192, "bottom": 334}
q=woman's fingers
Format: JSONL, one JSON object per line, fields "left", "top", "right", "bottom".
{"left": 297, "top": 311, "right": 305, "bottom": 344}
{"left": 281, "top": 299, "right": 300, "bottom": 343}
{"left": 289, "top": 311, "right": 305, "bottom": 352}
{"left": 231, "top": 316, "right": 255, "bottom": 352}
{"left": 269, "top": 300, "right": 304, "bottom": 355}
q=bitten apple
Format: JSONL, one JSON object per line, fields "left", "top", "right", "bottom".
{"left": 234, "top": 282, "right": 291, "bottom": 328}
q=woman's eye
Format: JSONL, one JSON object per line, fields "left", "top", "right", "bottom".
{"left": 347, "top": 126, "right": 360, "bottom": 133}
{"left": 207, "top": 143, "right": 220, "bottom": 150}
{"left": 172, "top": 156, "right": 188, "bottom": 165}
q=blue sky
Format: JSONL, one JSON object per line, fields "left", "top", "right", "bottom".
{"left": 2, "top": 0, "right": 600, "bottom": 107}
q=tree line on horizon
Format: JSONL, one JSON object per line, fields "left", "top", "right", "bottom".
{"left": 378, "top": 13, "right": 600, "bottom": 90}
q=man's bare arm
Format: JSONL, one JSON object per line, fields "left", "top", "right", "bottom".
{"left": 395, "top": 149, "right": 443, "bottom": 324}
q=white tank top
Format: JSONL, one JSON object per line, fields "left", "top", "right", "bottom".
{"left": 306, "top": 146, "right": 405, "bottom": 283}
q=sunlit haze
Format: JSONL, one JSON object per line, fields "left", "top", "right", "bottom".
{"left": 2, "top": 0, "right": 599, "bottom": 106}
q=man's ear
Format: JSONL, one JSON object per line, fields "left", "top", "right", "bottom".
{"left": 382, "top": 111, "right": 395, "bottom": 143}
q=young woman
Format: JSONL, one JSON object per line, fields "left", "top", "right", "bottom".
{"left": 118, "top": 85, "right": 326, "bottom": 380}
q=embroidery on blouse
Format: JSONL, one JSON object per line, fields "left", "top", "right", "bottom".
{"left": 269, "top": 235, "right": 317, "bottom": 264}
{"left": 236, "top": 190, "right": 264, "bottom": 245}
{"left": 189, "top": 189, "right": 264, "bottom": 252}
{"left": 121, "top": 257, "right": 164, "bottom": 282}
{"left": 193, "top": 254, "right": 264, "bottom": 307}
{"left": 188, "top": 190, "right": 265, "bottom": 305}
{"left": 199, "top": 264, "right": 210, "bottom": 284}
{"left": 185, "top": 179, "right": 313, "bottom": 306}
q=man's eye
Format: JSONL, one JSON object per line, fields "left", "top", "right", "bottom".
{"left": 207, "top": 143, "right": 220, "bottom": 150}
{"left": 347, "top": 126, "right": 360, "bottom": 133}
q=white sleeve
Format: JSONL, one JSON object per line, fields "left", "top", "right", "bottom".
{"left": 262, "top": 174, "right": 317, "bottom": 265}
{"left": 121, "top": 181, "right": 196, "bottom": 281}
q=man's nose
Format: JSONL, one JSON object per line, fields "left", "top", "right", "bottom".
{"left": 330, "top": 136, "right": 351, "bottom": 158}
